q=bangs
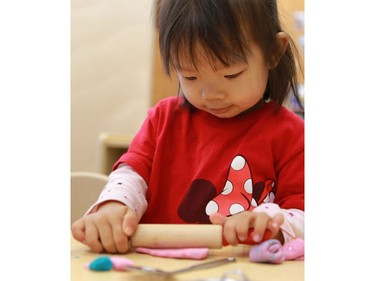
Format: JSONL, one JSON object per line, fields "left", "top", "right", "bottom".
{"left": 158, "top": 0, "right": 251, "bottom": 74}
{"left": 171, "top": 34, "right": 249, "bottom": 72}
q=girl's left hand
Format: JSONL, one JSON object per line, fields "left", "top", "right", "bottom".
{"left": 209, "top": 210, "right": 284, "bottom": 245}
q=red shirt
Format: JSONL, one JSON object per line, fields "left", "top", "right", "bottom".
{"left": 114, "top": 97, "right": 304, "bottom": 224}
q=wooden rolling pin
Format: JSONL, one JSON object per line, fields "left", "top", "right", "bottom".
{"left": 130, "top": 224, "right": 271, "bottom": 249}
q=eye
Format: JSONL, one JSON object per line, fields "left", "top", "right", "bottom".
{"left": 184, "top": 76, "right": 197, "bottom": 81}
{"left": 224, "top": 70, "right": 244, "bottom": 79}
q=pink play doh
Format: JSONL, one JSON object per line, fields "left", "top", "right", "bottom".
{"left": 110, "top": 257, "right": 135, "bottom": 271}
{"left": 282, "top": 237, "right": 304, "bottom": 260}
{"left": 135, "top": 247, "right": 209, "bottom": 260}
{"left": 249, "top": 239, "right": 285, "bottom": 264}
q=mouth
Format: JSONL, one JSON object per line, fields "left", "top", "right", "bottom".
{"left": 206, "top": 106, "right": 232, "bottom": 115}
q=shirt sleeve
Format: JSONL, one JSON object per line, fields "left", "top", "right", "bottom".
{"left": 85, "top": 164, "right": 148, "bottom": 221}
{"left": 252, "top": 203, "right": 304, "bottom": 244}
{"left": 112, "top": 105, "right": 160, "bottom": 184}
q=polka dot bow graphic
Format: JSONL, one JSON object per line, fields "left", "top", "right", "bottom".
{"left": 205, "top": 155, "right": 275, "bottom": 217}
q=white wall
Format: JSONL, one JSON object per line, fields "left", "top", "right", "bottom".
{"left": 71, "top": 0, "right": 154, "bottom": 172}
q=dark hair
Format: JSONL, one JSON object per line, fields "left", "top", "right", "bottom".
{"left": 155, "top": 0, "right": 304, "bottom": 110}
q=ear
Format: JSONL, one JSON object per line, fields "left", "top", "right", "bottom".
{"left": 270, "top": 32, "right": 289, "bottom": 68}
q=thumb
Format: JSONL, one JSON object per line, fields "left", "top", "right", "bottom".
{"left": 122, "top": 208, "right": 139, "bottom": 236}
{"left": 209, "top": 212, "right": 227, "bottom": 225}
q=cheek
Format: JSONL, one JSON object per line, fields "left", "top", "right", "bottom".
{"left": 245, "top": 68, "right": 269, "bottom": 94}
{"left": 233, "top": 77, "right": 268, "bottom": 106}
{"left": 255, "top": 63, "right": 270, "bottom": 88}
{"left": 179, "top": 80, "right": 198, "bottom": 99}
{"left": 179, "top": 82, "right": 189, "bottom": 99}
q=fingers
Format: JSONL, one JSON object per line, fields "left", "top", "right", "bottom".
{"left": 106, "top": 207, "right": 138, "bottom": 253}
{"left": 96, "top": 206, "right": 137, "bottom": 253}
{"left": 101, "top": 213, "right": 130, "bottom": 254}
{"left": 210, "top": 212, "right": 242, "bottom": 245}
{"left": 71, "top": 203, "right": 137, "bottom": 254}
{"left": 72, "top": 216, "right": 104, "bottom": 253}
{"left": 220, "top": 211, "right": 285, "bottom": 246}
{"left": 209, "top": 212, "right": 227, "bottom": 225}
{"left": 222, "top": 217, "right": 242, "bottom": 245}
{"left": 250, "top": 212, "right": 271, "bottom": 243}
{"left": 111, "top": 222, "right": 129, "bottom": 253}
{"left": 268, "top": 213, "right": 285, "bottom": 242}
{"left": 71, "top": 219, "right": 86, "bottom": 244}
{"left": 269, "top": 212, "right": 284, "bottom": 232}
{"left": 210, "top": 212, "right": 251, "bottom": 245}
{"left": 84, "top": 219, "right": 104, "bottom": 253}
{"left": 95, "top": 219, "right": 116, "bottom": 253}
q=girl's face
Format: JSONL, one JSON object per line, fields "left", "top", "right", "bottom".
{"left": 176, "top": 43, "right": 270, "bottom": 118}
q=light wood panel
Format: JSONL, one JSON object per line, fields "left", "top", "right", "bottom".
{"left": 151, "top": 33, "right": 179, "bottom": 106}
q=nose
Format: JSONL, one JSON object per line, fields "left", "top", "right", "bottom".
{"left": 201, "top": 84, "right": 225, "bottom": 101}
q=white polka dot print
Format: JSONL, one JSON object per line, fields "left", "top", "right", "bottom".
{"left": 244, "top": 178, "right": 253, "bottom": 194}
{"left": 205, "top": 200, "right": 219, "bottom": 215}
{"left": 231, "top": 155, "right": 246, "bottom": 170}
{"left": 229, "top": 203, "right": 245, "bottom": 215}
{"left": 221, "top": 181, "right": 233, "bottom": 195}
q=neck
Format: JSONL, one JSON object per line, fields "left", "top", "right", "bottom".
{"left": 238, "top": 98, "right": 265, "bottom": 117}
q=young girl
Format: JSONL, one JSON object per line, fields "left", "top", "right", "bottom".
{"left": 72, "top": 0, "right": 304, "bottom": 254}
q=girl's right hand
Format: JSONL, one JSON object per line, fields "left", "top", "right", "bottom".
{"left": 71, "top": 201, "right": 138, "bottom": 253}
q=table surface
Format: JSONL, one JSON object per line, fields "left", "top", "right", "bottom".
{"left": 71, "top": 236, "right": 304, "bottom": 281}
